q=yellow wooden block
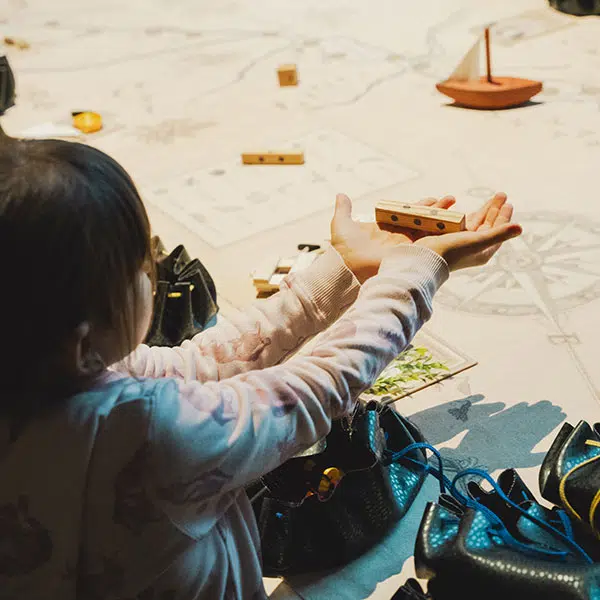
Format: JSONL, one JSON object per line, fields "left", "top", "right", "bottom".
{"left": 241, "top": 151, "right": 304, "bottom": 165}
{"left": 375, "top": 201, "right": 466, "bottom": 234}
{"left": 277, "top": 64, "right": 298, "bottom": 86}
{"left": 253, "top": 273, "right": 284, "bottom": 294}
{"left": 254, "top": 281, "right": 279, "bottom": 294}
{"left": 252, "top": 256, "right": 281, "bottom": 286}
{"left": 276, "top": 257, "right": 297, "bottom": 273}
{"left": 252, "top": 250, "right": 319, "bottom": 294}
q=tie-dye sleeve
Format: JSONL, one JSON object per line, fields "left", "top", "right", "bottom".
{"left": 117, "top": 247, "right": 360, "bottom": 382}
{"left": 148, "top": 246, "right": 448, "bottom": 534}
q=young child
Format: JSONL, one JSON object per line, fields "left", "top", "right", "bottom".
{"left": 0, "top": 139, "right": 521, "bottom": 599}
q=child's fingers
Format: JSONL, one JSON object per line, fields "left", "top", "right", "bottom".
{"left": 467, "top": 192, "right": 507, "bottom": 230}
{"left": 467, "top": 222, "right": 522, "bottom": 255}
{"left": 333, "top": 193, "right": 353, "bottom": 225}
{"left": 489, "top": 192, "right": 508, "bottom": 209}
{"left": 441, "top": 222, "right": 520, "bottom": 254}
{"left": 416, "top": 221, "right": 522, "bottom": 269}
{"left": 494, "top": 203, "right": 514, "bottom": 226}
{"left": 417, "top": 195, "right": 456, "bottom": 209}
{"left": 331, "top": 194, "right": 355, "bottom": 237}
{"left": 481, "top": 206, "right": 500, "bottom": 230}
{"left": 467, "top": 197, "right": 494, "bottom": 229}
{"left": 449, "top": 222, "right": 521, "bottom": 269}
{"left": 435, "top": 195, "right": 456, "bottom": 209}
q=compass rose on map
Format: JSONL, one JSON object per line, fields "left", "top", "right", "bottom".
{"left": 436, "top": 211, "right": 600, "bottom": 318}
{"left": 436, "top": 208, "right": 600, "bottom": 403}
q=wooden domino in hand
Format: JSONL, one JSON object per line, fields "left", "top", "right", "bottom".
{"left": 375, "top": 201, "right": 466, "bottom": 233}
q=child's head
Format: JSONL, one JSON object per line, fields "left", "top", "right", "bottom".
{"left": 0, "top": 137, "right": 154, "bottom": 411}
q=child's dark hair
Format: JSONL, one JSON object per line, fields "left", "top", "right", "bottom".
{"left": 0, "top": 137, "right": 153, "bottom": 414}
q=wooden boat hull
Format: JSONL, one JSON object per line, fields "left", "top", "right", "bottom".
{"left": 436, "top": 76, "right": 543, "bottom": 109}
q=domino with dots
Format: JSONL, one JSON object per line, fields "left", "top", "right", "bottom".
{"left": 375, "top": 201, "right": 466, "bottom": 233}
{"left": 241, "top": 151, "right": 304, "bottom": 165}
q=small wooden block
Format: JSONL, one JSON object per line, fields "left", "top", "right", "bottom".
{"left": 254, "top": 272, "right": 285, "bottom": 294}
{"left": 277, "top": 257, "right": 297, "bottom": 273}
{"left": 290, "top": 251, "right": 318, "bottom": 273}
{"left": 3, "top": 36, "right": 30, "bottom": 50}
{"left": 252, "top": 249, "right": 319, "bottom": 294}
{"left": 375, "top": 201, "right": 466, "bottom": 234}
{"left": 242, "top": 151, "right": 304, "bottom": 165}
{"left": 277, "top": 64, "right": 298, "bottom": 86}
{"left": 252, "top": 256, "right": 281, "bottom": 286}
{"left": 268, "top": 273, "right": 286, "bottom": 287}
{"left": 254, "top": 281, "right": 279, "bottom": 294}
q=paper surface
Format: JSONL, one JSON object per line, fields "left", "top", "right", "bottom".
{"left": 18, "top": 122, "right": 83, "bottom": 139}
{"left": 4, "top": 1, "right": 600, "bottom": 598}
{"left": 145, "top": 129, "right": 417, "bottom": 248}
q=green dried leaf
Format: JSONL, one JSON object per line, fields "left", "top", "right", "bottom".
{"left": 365, "top": 346, "right": 450, "bottom": 397}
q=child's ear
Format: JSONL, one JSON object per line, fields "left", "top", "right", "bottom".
{"left": 72, "top": 322, "right": 104, "bottom": 377}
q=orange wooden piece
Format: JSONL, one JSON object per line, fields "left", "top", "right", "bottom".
{"left": 436, "top": 77, "right": 543, "bottom": 110}
{"left": 72, "top": 111, "right": 103, "bottom": 134}
{"left": 485, "top": 27, "right": 492, "bottom": 83}
{"left": 436, "top": 26, "right": 542, "bottom": 110}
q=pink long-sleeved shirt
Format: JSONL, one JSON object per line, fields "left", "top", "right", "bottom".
{"left": 0, "top": 245, "right": 448, "bottom": 600}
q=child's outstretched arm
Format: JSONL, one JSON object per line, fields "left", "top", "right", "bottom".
{"left": 115, "top": 194, "right": 460, "bottom": 383}
{"left": 145, "top": 245, "right": 446, "bottom": 536}
{"left": 142, "top": 214, "right": 521, "bottom": 534}
{"left": 120, "top": 246, "right": 361, "bottom": 381}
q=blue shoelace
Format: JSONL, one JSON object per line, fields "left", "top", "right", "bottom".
{"left": 385, "top": 442, "right": 593, "bottom": 564}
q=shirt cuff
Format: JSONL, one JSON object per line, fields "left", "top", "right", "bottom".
{"left": 291, "top": 246, "right": 361, "bottom": 324}
{"left": 378, "top": 245, "right": 450, "bottom": 299}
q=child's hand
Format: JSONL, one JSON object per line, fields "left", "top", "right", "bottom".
{"left": 415, "top": 194, "right": 522, "bottom": 271}
{"left": 330, "top": 193, "right": 456, "bottom": 283}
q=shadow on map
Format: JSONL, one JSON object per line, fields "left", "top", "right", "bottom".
{"left": 282, "top": 394, "right": 566, "bottom": 600}
{"left": 410, "top": 394, "right": 566, "bottom": 474}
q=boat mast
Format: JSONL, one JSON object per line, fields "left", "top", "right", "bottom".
{"left": 484, "top": 26, "right": 492, "bottom": 83}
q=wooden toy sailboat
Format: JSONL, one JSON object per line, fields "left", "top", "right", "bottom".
{"left": 436, "top": 27, "right": 542, "bottom": 109}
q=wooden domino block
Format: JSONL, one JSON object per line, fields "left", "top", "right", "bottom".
{"left": 276, "top": 257, "right": 296, "bottom": 273}
{"left": 241, "top": 151, "right": 304, "bottom": 165}
{"left": 3, "top": 36, "right": 30, "bottom": 50}
{"left": 375, "top": 201, "right": 466, "bottom": 234}
{"left": 252, "top": 249, "right": 320, "bottom": 294}
{"left": 252, "top": 255, "right": 281, "bottom": 293}
{"left": 277, "top": 64, "right": 298, "bottom": 86}
{"left": 268, "top": 273, "right": 286, "bottom": 287}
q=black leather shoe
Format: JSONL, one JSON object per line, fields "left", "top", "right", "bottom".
{"left": 549, "top": 0, "right": 600, "bottom": 15}
{"left": 391, "top": 579, "right": 429, "bottom": 600}
{"left": 0, "top": 55, "right": 15, "bottom": 116}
